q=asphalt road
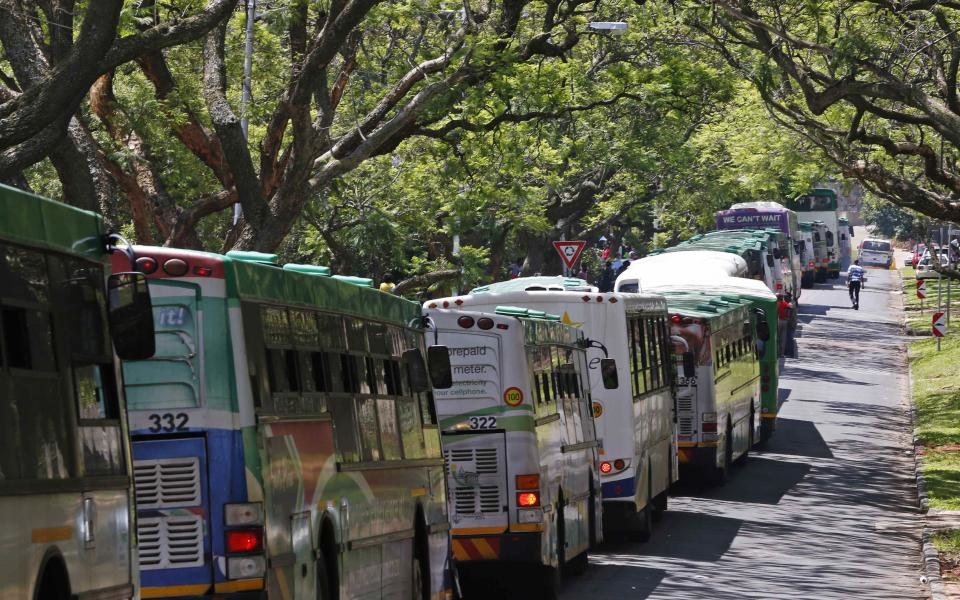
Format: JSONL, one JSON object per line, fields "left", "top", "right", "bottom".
{"left": 559, "top": 263, "right": 927, "bottom": 599}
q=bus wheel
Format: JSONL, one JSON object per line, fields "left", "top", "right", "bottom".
{"left": 542, "top": 501, "right": 563, "bottom": 600}
{"left": 628, "top": 498, "right": 653, "bottom": 542}
{"left": 412, "top": 524, "right": 430, "bottom": 600}
{"left": 316, "top": 551, "right": 332, "bottom": 600}
{"left": 34, "top": 556, "right": 70, "bottom": 600}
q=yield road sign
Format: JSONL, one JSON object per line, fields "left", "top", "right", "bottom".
{"left": 917, "top": 279, "right": 927, "bottom": 299}
{"left": 933, "top": 311, "right": 948, "bottom": 337}
{"left": 553, "top": 240, "right": 586, "bottom": 270}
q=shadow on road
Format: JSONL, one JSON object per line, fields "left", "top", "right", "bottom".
{"left": 599, "top": 511, "right": 743, "bottom": 563}
{"left": 673, "top": 457, "right": 812, "bottom": 505}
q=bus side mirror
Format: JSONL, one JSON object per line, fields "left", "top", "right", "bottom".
{"left": 600, "top": 358, "right": 618, "bottom": 389}
{"left": 849, "top": 226, "right": 855, "bottom": 235}
{"left": 427, "top": 345, "right": 453, "bottom": 389}
{"left": 108, "top": 272, "right": 155, "bottom": 360}
{"left": 403, "top": 348, "right": 431, "bottom": 392}
{"left": 682, "top": 352, "right": 696, "bottom": 378}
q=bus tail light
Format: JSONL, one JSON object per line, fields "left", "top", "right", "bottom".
{"left": 808, "top": 261, "right": 815, "bottom": 267}
{"left": 775, "top": 283, "right": 783, "bottom": 290}
{"left": 193, "top": 265, "right": 213, "bottom": 277}
{"left": 457, "top": 316, "right": 475, "bottom": 328}
{"left": 163, "top": 258, "right": 189, "bottom": 276}
{"left": 477, "top": 317, "right": 495, "bottom": 330}
{"left": 702, "top": 422, "right": 718, "bottom": 433}
{"left": 516, "top": 474, "right": 540, "bottom": 490}
{"left": 517, "top": 492, "right": 540, "bottom": 507}
{"left": 599, "top": 461, "right": 612, "bottom": 474}
{"left": 226, "top": 529, "right": 263, "bottom": 554}
{"left": 225, "top": 503, "right": 264, "bottom": 526}
{"left": 135, "top": 256, "right": 158, "bottom": 274}
{"left": 613, "top": 459, "right": 626, "bottom": 471}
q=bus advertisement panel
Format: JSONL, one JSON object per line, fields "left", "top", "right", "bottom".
{"left": 425, "top": 309, "right": 600, "bottom": 598}
{"left": 429, "top": 284, "right": 676, "bottom": 542}
{"left": 0, "top": 184, "right": 155, "bottom": 600}
{"left": 115, "top": 247, "right": 453, "bottom": 600}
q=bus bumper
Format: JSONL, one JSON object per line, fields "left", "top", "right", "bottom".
{"left": 140, "top": 586, "right": 265, "bottom": 600}
{"left": 451, "top": 531, "right": 541, "bottom": 564}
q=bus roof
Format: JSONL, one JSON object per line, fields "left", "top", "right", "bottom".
{"left": 0, "top": 182, "right": 106, "bottom": 261}
{"left": 471, "top": 276, "right": 595, "bottom": 294}
{"left": 661, "top": 291, "right": 748, "bottom": 321}
{"left": 728, "top": 201, "right": 791, "bottom": 211}
{"left": 130, "top": 245, "right": 421, "bottom": 325}
{"left": 644, "top": 279, "right": 776, "bottom": 303}
{"left": 427, "top": 289, "right": 668, "bottom": 315}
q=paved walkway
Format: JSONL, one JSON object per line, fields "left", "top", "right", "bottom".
{"left": 559, "top": 266, "right": 926, "bottom": 598}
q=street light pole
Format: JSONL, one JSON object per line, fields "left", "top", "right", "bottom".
{"left": 235, "top": 0, "right": 256, "bottom": 226}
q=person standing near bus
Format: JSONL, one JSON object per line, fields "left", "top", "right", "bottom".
{"left": 848, "top": 259, "right": 866, "bottom": 309}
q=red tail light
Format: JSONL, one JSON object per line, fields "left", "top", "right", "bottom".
{"left": 517, "top": 492, "right": 540, "bottom": 507}
{"left": 193, "top": 265, "right": 213, "bottom": 277}
{"left": 457, "top": 316, "right": 475, "bottom": 328}
{"left": 808, "top": 261, "right": 815, "bottom": 267}
{"left": 702, "top": 422, "right": 718, "bottom": 433}
{"left": 226, "top": 529, "right": 263, "bottom": 554}
{"left": 600, "top": 461, "right": 612, "bottom": 474}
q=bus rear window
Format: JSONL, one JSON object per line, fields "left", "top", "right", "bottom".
{"left": 123, "top": 302, "right": 200, "bottom": 410}
{"left": 862, "top": 241, "right": 891, "bottom": 252}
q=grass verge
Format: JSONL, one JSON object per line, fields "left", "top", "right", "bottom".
{"left": 907, "top": 268, "right": 960, "bottom": 510}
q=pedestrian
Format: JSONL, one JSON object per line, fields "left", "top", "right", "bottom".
{"left": 598, "top": 261, "right": 615, "bottom": 292}
{"left": 847, "top": 259, "right": 866, "bottom": 309}
{"left": 508, "top": 259, "right": 522, "bottom": 279}
{"left": 379, "top": 277, "right": 396, "bottom": 293}
{"left": 576, "top": 265, "right": 588, "bottom": 281}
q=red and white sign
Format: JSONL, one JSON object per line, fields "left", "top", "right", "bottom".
{"left": 933, "top": 312, "right": 948, "bottom": 337}
{"left": 553, "top": 240, "right": 586, "bottom": 270}
{"left": 917, "top": 280, "right": 927, "bottom": 300}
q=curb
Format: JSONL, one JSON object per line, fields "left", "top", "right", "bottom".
{"left": 900, "top": 267, "right": 943, "bottom": 599}
{"left": 923, "top": 527, "right": 948, "bottom": 600}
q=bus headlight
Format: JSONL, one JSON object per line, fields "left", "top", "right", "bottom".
{"left": 518, "top": 508, "right": 543, "bottom": 524}
{"left": 227, "top": 556, "right": 266, "bottom": 579}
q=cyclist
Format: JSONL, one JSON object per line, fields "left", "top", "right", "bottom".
{"left": 848, "top": 259, "right": 866, "bottom": 309}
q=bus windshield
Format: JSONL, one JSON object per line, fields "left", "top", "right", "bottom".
{"left": 122, "top": 301, "right": 200, "bottom": 409}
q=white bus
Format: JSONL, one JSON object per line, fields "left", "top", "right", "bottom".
{"left": 424, "top": 309, "right": 601, "bottom": 598}
{"left": 428, "top": 286, "right": 676, "bottom": 541}
{"left": 0, "top": 184, "right": 155, "bottom": 600}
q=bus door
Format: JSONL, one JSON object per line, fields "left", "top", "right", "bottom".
{"left": 443, "top": 430, "right": 510, "bottom": 535}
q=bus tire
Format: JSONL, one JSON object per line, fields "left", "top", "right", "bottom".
{"left": 542, "top": 500, "right": 563, "bottom": 600}
{"left": 316, "top": 550, "right": 332, "bottom": 600}
{"left": 34, "top": 553, "right": 70, "bottom": 600}
{"left": 629, "top": 498, "right": 653, "bottom": 542}
{"left": 736, "top": 415, "right": 753, "bottom": 466}
{"left": 318, "top": 519, "right": 339, "bottom": 600}
{"left": 413, "top": 513, "right": 431, "bottom": 600}
{"left": 710, "top": 423, "right": 732, "bottom": 485}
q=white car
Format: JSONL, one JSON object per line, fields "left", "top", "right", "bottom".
{"left": 858, "top": 238, "right": 893, "bottom": 267}
{"left": 916, "top": 250, "right": 951, "bottom": 279}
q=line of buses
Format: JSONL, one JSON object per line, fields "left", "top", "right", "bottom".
{"left": 1, "top": 185, "right": 828, "bottom": 600}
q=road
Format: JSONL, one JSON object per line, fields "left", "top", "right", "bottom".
{"left": 560, "top": 261, "right": 927, "bottom": 599}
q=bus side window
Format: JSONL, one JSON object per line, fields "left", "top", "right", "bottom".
{"left": 376, "top": 397, "right": 402, "bottom": 460}
{"left": 366, "top": 357, "right": 385, "bottom": 395}
{"left": 340, "top": 354, "right": 361, "bottom": 394}
{"left": 384, "top": 359, "right": 403, "bottom": 396}
{"left": 328, "top": 395, "right": 361, "bottom": 463}
{"left": 357, "top": 397, "right": 382, "bottom": 461}
{"left": 398, "top": 396, "right": 426, "bottom": 459}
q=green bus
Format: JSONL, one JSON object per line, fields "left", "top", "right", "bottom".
{"left": 0, "top": 184, "right": 154, "bottom": 600}
{"left": 789, "top": 189, "right": 841, "bottom": 278}
{"left": 114, "top": 246, "right": 453, "bottom": 599}
{"left": 664, "top": 293, "right": 763, "bottom": 483}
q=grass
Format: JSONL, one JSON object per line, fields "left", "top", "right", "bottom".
{"left": 900, "top": 265, "right": 960, "bottom": 331}
{"left": 933, "top": 530, "right": 960, "bottom": 554}
{"left": 906, "top": 270, "right": 960, "bottom": 510}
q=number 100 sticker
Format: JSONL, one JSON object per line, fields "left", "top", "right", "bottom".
{"left": 503, "top": 387, "right": 524, "bottom": 406}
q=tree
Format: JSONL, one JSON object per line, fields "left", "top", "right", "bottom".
{"left": 690, "top": 0, "right": 960, "bottom": 224}
{"left": 0, "top": 0, "right": 237, "bottom": 210}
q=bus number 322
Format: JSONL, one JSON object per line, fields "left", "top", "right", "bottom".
{"left": 469, "top": 416, "right": 497, "bottom": 430}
